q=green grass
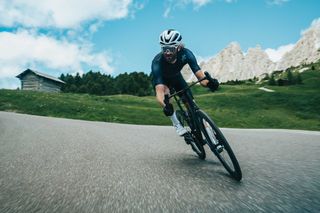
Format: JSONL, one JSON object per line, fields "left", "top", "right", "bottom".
{"left": 1, "top": 70, "right": 319, "bottom": 130}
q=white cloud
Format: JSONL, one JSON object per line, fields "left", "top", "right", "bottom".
{"left": 195, "top": 54, "right": 213, "bottom": 64}
{"left": 163, "top": 7, "right": 172, "bottom": 18}
{"left": 0, "top": 30, "right": 113, "bottom": 88}
{"left": 163, "top": 0, "right": 238, "bottom": 17}
{"left": 0, "top": 78, "right": 20, "bottom": 89}
{"left": 310, "top": 17, "right": 320, "bottom": 29}
{"left": 0, "top": 0, "right": 133, "bottom": 29}
{"left": 301, "top": 17, "right": 320, "bottom": 35}
{"left": 265, "top": 17, "right": 320, "bottom": 63}
{"left": 265, "top": 44, "right": 295, "bottom": 62}
{"left": 0, "top": 0, "right": 142, "bottom": 89}
{"left": 192, "top": 0, "right": 211, "bottom": 8}
{"left": 163, "top": 0, "right": 212, "bottom": 17}
{"left": 267, "top": 0, "right": 290, "bottom": 6}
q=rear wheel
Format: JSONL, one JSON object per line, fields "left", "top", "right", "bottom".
{"left": 197, "top": 110, "right": 242, "bottom": 181}
{"left": 176, "top": 110, "right": 206, "bottom": 159}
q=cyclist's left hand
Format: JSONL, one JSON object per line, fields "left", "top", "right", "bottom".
{"left": 207, "top": 78, "right": 219, "bottom": 92}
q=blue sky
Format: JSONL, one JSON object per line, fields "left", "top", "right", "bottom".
{"left": 0, "top": 0, "right": 319, "bottom": 89}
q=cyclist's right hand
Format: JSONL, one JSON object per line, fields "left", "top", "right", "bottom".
{"left": 207, "top": 78, "right": 219, "bottom": 92}
{"left": 163, "top": 102, "right": 174, "bottom": 116}
{"left": 204, "top": 71, "right": 219, "bottom": 92}
{"left": 163, "top": 95, "right": 174, "bottom": 116}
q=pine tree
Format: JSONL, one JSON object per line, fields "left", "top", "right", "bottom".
{"left": 287, "top": 70, "right": 294, "bottom": 85}
{"left": 296, "top": 72, "right": 303, "bottom": 84}
{"left": 268, "top": 73, "right": 276, "bottom": 85}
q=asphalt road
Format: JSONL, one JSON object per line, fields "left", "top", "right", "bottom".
{"left": 0, "top": 111, "right": 320, "bottom": 213}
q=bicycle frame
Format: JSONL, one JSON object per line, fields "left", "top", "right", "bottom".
{"left": 172, "top": 91, "right": 203, "bottom": 141}
{"left": 166, "top": 73, "right": 209, "bottom": 142}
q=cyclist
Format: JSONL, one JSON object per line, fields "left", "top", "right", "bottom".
{"left": 151, "top": 29, "right": 219, "bottom": 136}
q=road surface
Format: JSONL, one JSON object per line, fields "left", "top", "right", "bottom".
{"left": 0, "top": 111, "right": 319, "bottom": 212}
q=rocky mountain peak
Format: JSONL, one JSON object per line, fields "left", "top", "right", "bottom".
{"left": 182, "top": 19, "right": 320, "bottom": 82}
{"left": 276, "top": 21, "right": 320, "bottom": 70}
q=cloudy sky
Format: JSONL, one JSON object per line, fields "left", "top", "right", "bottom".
{"left": 0, "top": 0, "right": 319, "bottom": 89}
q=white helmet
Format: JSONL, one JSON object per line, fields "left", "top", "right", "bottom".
{"left": 159, "top": 29, "right": 182, "bottom": 46}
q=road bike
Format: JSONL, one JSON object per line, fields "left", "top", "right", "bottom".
{"left": 164, "top": 72, "right": 242, "bottom": 181}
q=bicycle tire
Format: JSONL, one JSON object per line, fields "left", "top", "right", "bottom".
{"left": 197, "top": 110, "right": 242, "bottom": 181}
{"left": 176, "top": 110, "right": 206, "bottom": 160}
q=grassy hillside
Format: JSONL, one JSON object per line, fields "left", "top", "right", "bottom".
{"left": 1, "top": 69, "right": 319, "bottom": 130}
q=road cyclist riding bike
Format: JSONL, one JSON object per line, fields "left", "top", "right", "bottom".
{"left": 151, "top": 29, "right": 242, "bottom": 180}
{"left": 151, "top": 29, "right": 219, "bottom": 135}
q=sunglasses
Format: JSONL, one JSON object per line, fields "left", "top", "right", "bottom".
{"left": 161, "top": 45, "right": 178, "bottom": 54}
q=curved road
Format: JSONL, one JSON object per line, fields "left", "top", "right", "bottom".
{"left": 0, "top": 111, "right": 320, "bottom": 213}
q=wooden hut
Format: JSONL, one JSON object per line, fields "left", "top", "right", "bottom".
{"left": 16, "top": 69, "right": 65, "bottom": 92}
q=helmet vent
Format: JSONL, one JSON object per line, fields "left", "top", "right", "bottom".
{"left": 159, "top": 29, "right": 182, "bottom": 46}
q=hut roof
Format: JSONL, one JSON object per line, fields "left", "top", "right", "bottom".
{"left": 16, "top": 69, "right": 65, "bottom": 84}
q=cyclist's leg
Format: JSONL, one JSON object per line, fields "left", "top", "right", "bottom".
{"left": 156, "top": 86, "right": 185, "bottom": 135}
{"left": 170, "top": 75, "right": 206, "bottom": 153}
{"left": 172, "top": 74, "right": 208, "bottom": 144}
{"left": 169, "top": 74, "right": 194, "bottom": 106}
{"left": 160, "top": 76, "right": 188, "bottom": 136}
{"left": 168, "top": 74, "right": 195, "bottom": 118}
{"left": 168, "top": 73, "right": 188, "bottom": 93}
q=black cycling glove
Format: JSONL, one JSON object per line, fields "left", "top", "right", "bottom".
{"left": 207, "top": 78, "right": 219, "bottom": 92}
{"left": 163, "top": 94, "right": 174, "bottom": 116}
{"left": 163, "top": 103, "right": 174, "bottom": 116}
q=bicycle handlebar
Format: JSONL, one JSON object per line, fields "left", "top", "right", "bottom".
{"left": 165, "top": 71, "right": 211, "bottom": 100}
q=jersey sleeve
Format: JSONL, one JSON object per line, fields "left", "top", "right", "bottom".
{"left": 185, "top": 49, "right": 201, "bottom": 74}
{"left": 151, "top": 54, "right": 164, "bottom": 87}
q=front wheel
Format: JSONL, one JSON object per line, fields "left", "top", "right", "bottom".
{"left": 197, "top": 110, "right": 242, "bottom": 181}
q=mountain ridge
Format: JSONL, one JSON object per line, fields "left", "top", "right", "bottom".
{"left": 182, "top": 19, "right": 320, "bottom": 82}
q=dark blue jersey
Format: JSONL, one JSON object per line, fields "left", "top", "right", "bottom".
{"left": 151, "top": 48, "right": 201, "bottom": 87}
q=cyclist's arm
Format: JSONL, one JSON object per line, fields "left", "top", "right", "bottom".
{"left": 152, "top": 54, "right": 170, "bottom": 107}
{"left": 184, "top": 49, "right": 209, "bottom": 87}
{"left": 155, "top": 84, "right": 170, "bottom": 107}
{"left": 195, "top": 70, "right": 209, "bottom": 87}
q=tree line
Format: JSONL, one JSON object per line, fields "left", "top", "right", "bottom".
{"left": 59, "top": 71, "right": 154, "bottom": 96}
{"left": 267, "top": 69, "right": 303, "bottom": 86}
